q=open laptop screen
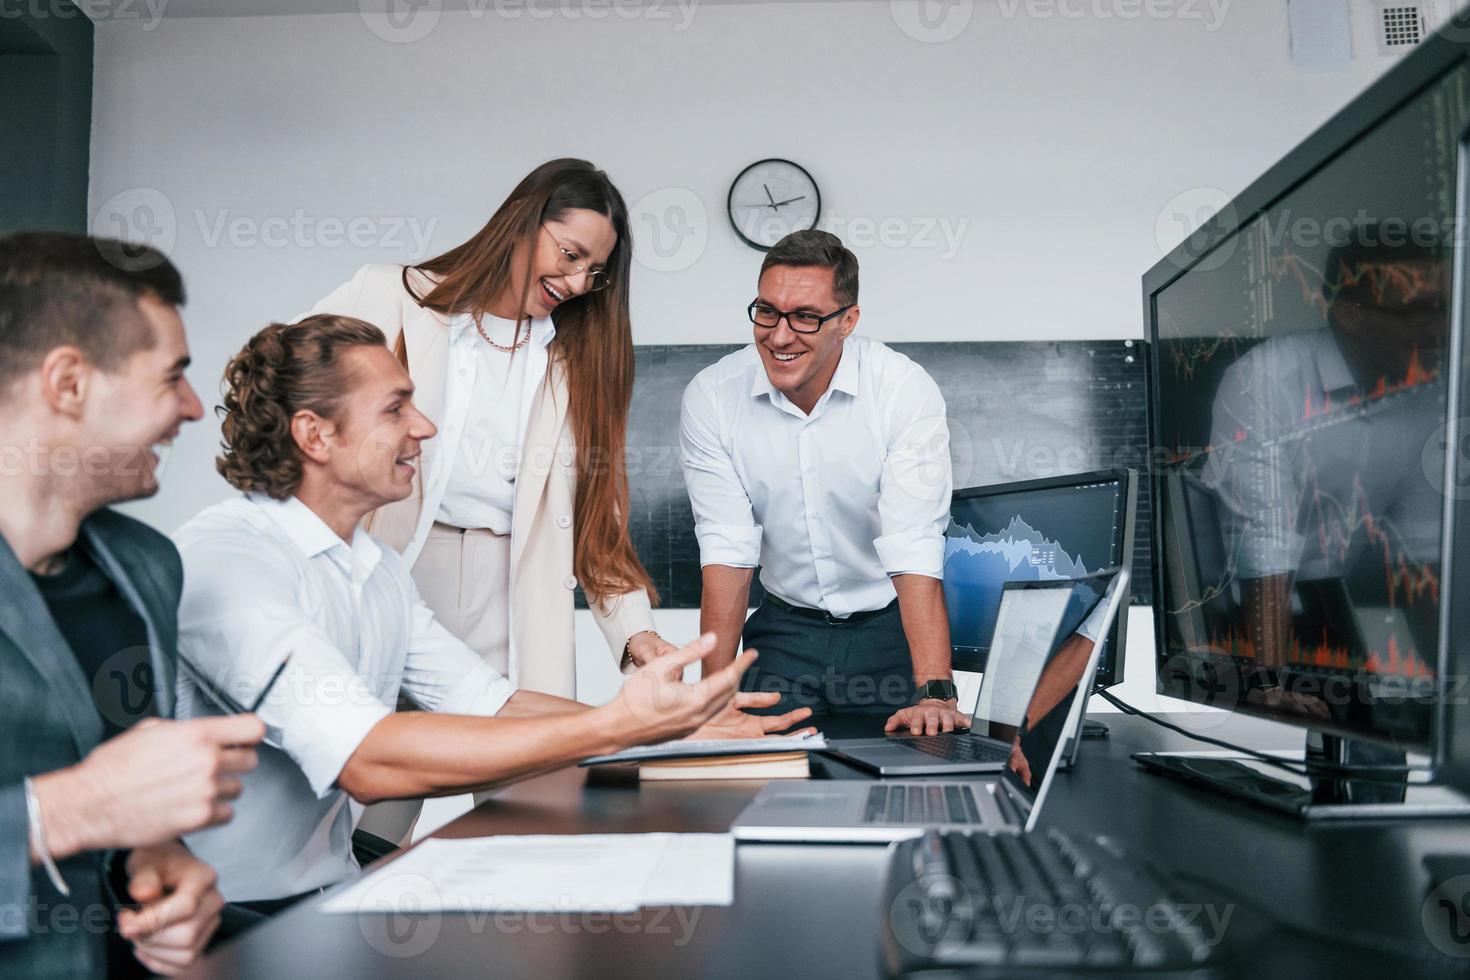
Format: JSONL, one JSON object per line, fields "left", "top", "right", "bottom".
{"left": 967, "top": 581, "right": 1075, "bottom": 744}
{"left": 996, "top": 572, "right": 1115, "bottom": 807}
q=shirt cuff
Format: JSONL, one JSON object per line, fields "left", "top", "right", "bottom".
{"left": 874, "top": 529, "right": 945, "bottom": 579}
{"left": 277, "top": 672, "right": 395, "bottom": 799}
{"left": 592, "top": 589, "right": 656, "bottom": 659}
{"left": 695, "top": 523, "right": 763, "bottom": 568}
{"left": 436, "top": 661, "right": 517, "bottom": 718}
{"left": 1075, "top": 600, "right": 1108, "bottom": 643}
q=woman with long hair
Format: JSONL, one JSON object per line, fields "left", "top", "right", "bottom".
{"left": 306, "top": 158, "right": 677, "bottom": 699}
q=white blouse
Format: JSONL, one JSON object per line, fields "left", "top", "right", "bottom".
{"left": 435, "top": 313, "right": 551, "bottom": 534}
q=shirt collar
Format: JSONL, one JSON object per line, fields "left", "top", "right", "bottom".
{"left": 749, "top": 353, "right": 775, "bottom": 399}
{"left": 530, "top": 316, "right": 556, "bottom": 348}
{"left": 449, "top": 313, "right": 472, "bottom": 342}
{"left": 246, "top": 493, "right": 381, "bottom": 574}
{"left": 829, "top": 340, "right": 859, "bottom": 396}
{"left": 1312, "top": 330, "right": 1358, "bottom": 392}
{"left": 450, "top": 312, "right": 557, "bottom": 349}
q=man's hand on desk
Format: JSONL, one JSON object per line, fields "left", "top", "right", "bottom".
{"left": 884, "top": 699, "right": 971, "bottom": 737}
{"left": 117, "top": 839, "right": 225, "bottom": 976}
{"left": 689, "top": 691, "right": 818, "bottom": 740}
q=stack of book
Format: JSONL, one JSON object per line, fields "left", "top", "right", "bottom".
{"left": 580, "top": 733, "right": 829, "bottom": 781}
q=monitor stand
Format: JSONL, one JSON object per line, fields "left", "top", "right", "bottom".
{"left": 1132, "top": 729, "right": 1470, "bottom": 820}
{"left": 1058, "top": 720, "right": 1109, "bottom": 769}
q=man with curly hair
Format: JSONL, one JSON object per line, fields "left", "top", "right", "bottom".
{"left": 173, "top": 314, "right": 811, "bottom": 908}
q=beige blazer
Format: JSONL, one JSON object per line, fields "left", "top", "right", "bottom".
{"left": 307, "top": 264, "right": 655, "bottom": 698}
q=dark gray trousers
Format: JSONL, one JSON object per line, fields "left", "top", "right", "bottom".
{"left": 739, "top": 595, "right": 917, "bottom": 717}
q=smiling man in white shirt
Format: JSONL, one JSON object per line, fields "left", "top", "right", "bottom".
{"left": 174, "top": 314, "right": 801, "bottom": 909}
{"left": 679, "top": 231, "right": 967, "bottom": 735}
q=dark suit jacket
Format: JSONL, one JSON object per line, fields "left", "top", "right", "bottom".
{"left": 0, "top": 509, "right": 182, "bottom": 980}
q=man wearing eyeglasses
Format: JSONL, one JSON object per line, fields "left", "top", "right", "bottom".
{"left": 677, "top": 230, "right": 967, "bottom": 735}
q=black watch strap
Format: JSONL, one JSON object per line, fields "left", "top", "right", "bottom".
{"left": 915, "top": 679, "right": 958, "bottom": 703}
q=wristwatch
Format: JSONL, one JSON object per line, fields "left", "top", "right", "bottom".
{"left": 914, "top": 679, "right": 958, "bottom": 703}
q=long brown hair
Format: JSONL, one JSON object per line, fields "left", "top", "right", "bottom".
{"left": 406, "top": 158, "right": 656, "bottom": 606}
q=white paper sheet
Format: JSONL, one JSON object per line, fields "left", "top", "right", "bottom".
{"left": 322, "top": 834, "right": 735, "bottom": 914}
{"left": 640, "top": 834, "right": 736, "bottom": 906}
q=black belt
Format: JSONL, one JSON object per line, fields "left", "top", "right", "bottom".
{"left": 761, "top": 592, "right": 898, "bottom": 626}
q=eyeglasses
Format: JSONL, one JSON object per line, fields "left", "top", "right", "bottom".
{"left": 544, "top": 227, "right": 611, "bottom": 292}
{"left": 747, "top": 300, "right": 853, "bottom": 334}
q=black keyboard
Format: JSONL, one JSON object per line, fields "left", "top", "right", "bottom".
{"left": 864, "top": 784, "right": 985, "bottom": 825}
{"left": 892, "top": 734, "right": 1012, "bottom": 763}
{"left": 882, "top": 828, "right": 1232, "bottom": 976}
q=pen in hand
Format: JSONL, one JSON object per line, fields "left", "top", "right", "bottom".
{"left": 248, "top": 653, "right": 293, "bottom": 713}
{"left": 177, "top": 651, "right": 293, "bottom": 716}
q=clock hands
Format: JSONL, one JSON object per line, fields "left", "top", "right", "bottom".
{"left": 744, "top": 193, "right": 809, "bottom": 211}
{"left": 731, "top": 161, "right": 818, "bottom": 251}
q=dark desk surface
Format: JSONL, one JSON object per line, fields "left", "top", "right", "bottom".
{"left": 185, "top": 713, "right": 1469, "bottom": 979}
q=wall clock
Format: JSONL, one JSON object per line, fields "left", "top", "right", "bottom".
{"left": 727, "top": 158, "right": 821, "bottom": 251}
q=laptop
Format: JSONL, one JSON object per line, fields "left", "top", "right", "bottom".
{"left": 825, "top": 571, "right": 1122, "bottom": 776}
{"left": 729, "top": 570, "right": 1127, "bottom": 843}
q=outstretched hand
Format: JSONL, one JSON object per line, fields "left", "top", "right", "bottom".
{"left": 612, "top": 633, "right": 761, "bottom": 744}
{"left": 691, "top": 691, "right": 817, "bottom": 740}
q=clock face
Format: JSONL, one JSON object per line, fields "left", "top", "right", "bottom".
{"left": 727, "top": 159, "right": 821, "bottom": 251}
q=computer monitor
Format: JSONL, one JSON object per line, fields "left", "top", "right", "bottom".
{"left": 1440, "top": 620, "right": 1470, "bottom": 794}
{"left": 943, "top": 468, "right": 1136, "bottom": 686}
{"left": 1143, "top": 12, "right": 1470, "bottom": 800}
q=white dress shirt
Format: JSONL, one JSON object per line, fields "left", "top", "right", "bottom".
{"left": 436, "top": 315, "right": 535, "bottom": 534}
{"left": 405, "top": 312, "right": 554, "bottom": 561}
{"left": 173, "top": 494, "right": 516, "bottom": 901}
{"left": 680, "top": 336, "right": 952, "bottom": 617}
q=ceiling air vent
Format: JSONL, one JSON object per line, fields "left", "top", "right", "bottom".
{"left": 1376, "top": 2, "right": 1429, "bottom": 54}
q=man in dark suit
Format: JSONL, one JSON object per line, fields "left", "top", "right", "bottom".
{"left": 0, "top": 232, "right": 266, "bottom": 978}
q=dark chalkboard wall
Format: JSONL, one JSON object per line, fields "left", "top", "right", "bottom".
{"left": 594, "top": 341, "right": 1153, "bottom": 609}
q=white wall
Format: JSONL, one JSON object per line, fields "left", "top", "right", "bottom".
{"left": 90, "top": 0, "right": 1398, "bottom": 711}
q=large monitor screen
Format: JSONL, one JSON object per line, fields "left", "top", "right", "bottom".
{"left": 1148, "top": 62, "right": 1469, "bottom": 748}
{"left": 943, "top": 473, "right": 1129, "bottom": 683}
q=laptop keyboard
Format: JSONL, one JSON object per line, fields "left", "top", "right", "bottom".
{"left": 863, "top": 784, "right": 984, "bottom": 824}
{"left": 891, "top": 734, "right": 1012, "bottom": 763}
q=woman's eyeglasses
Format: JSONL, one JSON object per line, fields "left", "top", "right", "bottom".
{"left": 544, "top": 227, "right": 611, "bottom": 292}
